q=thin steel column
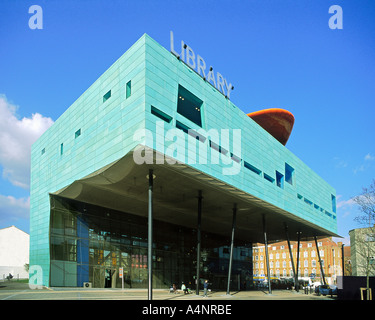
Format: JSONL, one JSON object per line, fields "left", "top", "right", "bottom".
{"left": 314, "top": 236, "right": 326, "bottom": 285}
{"left": 147, "top": 169, "right": 153, "bottom": 300}
{"left": 341, "top": 244, "right": 345, "bottom": 277}
{"left": 226, "top": 204, "right": 237, "bottom": 295}
{"left": 196, "top": 190, "right": 203, "bottom": 295}
{"left": 263, "top": 214, "right": 272, "bottom": 294}
{"left": 285, "top": 224, "right": 296, "bottom": 290}
{"left": 295, "top": 231, "right": 301, "bottom": 292}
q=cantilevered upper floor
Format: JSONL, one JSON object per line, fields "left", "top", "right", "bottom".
{"left": 31, "top": 34, "right": 338, "bottom": 252}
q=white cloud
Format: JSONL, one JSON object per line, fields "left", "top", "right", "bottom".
{"left": 0, "top": 95, "right": 54, "bottom": 189}
{"left": 364, "top": 153, "right": 375, "bottom": 161}
{"left": 0, "top": 194, "right": 30, "bottom": 223}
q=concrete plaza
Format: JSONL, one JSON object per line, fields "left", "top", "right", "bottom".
{"left": 0, "top": 281, "right": 335, "bottom": 301}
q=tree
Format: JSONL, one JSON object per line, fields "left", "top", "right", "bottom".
{"left": 352, "top": 179, "right": 375, "bottom": 300}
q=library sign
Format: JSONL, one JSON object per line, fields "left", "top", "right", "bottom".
{"left": 170, "top": 31, "right": 234, "bottom": 99}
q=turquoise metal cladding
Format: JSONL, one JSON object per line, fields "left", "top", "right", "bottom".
{"left": 30, "top": 34, "right": 337, "bottom": 286}
{"left": 143, "top": 34, "right": 336, "bottom": 232}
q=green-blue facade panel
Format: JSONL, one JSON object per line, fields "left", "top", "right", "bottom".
{"left": 30, "top": 34, "right": 336, "bottom": 286}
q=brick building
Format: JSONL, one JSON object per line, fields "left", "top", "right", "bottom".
{"left": 253, "top": 237, "right": 343, "bottom": 285}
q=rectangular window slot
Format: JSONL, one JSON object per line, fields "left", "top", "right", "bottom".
{"left": 230, "top": 153, "right": 241, "bottom": 163}
{"left": 208, "top": 140, "right": 228, "bottom": 155}
{"left": 264, "top": 173, "right": 275, "bottom": 183}
{"left": 103, "top": 90, "right": 111, "bottom": 103}
{"left": 75, "top": 129, "right": 81, "bottom": 139}
{"left": 304, "top": 198, "right": 313, "bottom": 206}
{"left": 60, "top": 143, "right": 64, "bottom": 155}
{"left": 151, "top": 106, "right": 172, "bottom": 123}
{"left": 176, "top": 120, "right": 190, "bottom": 134}
{"left": 285, "top": 163, "right": 294, "bottom": 185}
{"left": 314, "top": 204, "right": 320, "bottom": 210}
{"left": 126, "top": 80, "right": 131, "bottom": 98}
{"left": 177, "top": 85, "right": 203, "bottom": 127}
{"left": 41, "top": 148, "right": 45, "bottom": 155}
{"left": 209, "top": 140, "right": 220, "bottom": 152}
{"left": 244, "top": 161, "right": 261, "bottom": 175}
{"left": 276, "top": 171, "right": 284, "bottom": 188}
{"left": 297, "top": 193, "right": 303, "bottom": 199}
{"left": 188, "top": 128, "right": 206, "bottom": 142}
{"left": 331, "top": 194, "right": 336, "bottom": 213}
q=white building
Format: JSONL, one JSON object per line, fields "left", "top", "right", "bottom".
{"left": 0, "top": 226, "right": 29, "bottom": 279}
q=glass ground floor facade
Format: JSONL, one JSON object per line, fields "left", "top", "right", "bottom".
{"left": 49, "top": 195, "right": 253, "bottom": 289}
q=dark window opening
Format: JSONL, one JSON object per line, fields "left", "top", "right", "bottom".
{"left": 103, "top": 90, "right": 111, "bottom": 103}
{"left": 264, "top": 173, "right": 275, "bottom": 183}
{"left": 126, "top": 81, "right": 131, "bottom": 98}
{"left": 176, "top": 120, "right": 190, "bottom": 134}
{"left": 285, "top": 163, "right": 294, "bottom": 185}
{"left": 276, "top": 171, "right": 284, "bottom": 188}
{"left": 75, "top": 129, "right": 81, "bottom": 139}
{"left": 331, "top": 194, "right": 336, "bottom": 213}
{"left": 60, "top": 143, "right": 64, "bottom": 155}
{"left": 151, "top": 106, "right": 172, "bottom": 123}
{"left": 244, "top": 161, "right": 261, "bottom": 175}
{"left": 177, "top": 85, "right": 203, "bottom": 127}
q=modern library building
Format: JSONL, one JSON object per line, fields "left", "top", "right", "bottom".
{"left": 29, "top": 33, "right": 339, "bottom": 294}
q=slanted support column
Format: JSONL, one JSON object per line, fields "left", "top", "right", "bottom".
{"left": 226, "top": 204, "right": 237, "bottom": 295}
{"left": 196, "top": 190, "right": 203, "bottom": 295}
{"left": 147, "top": 169, "right": 154, "bottom": 300}
{"left": 285, "top": 224, "right": 296, "bottom": 290}
{"left": 314, "top": 236, "right": 326, "bottom": 285}
{"left": 295, "top": 231, "right": 301, "bottom": 292}
{"left": 263, "top": 214, "right": 272, "bottom": 294}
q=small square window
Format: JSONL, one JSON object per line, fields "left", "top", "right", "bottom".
{"left": 103, "top": 90, "right": 111, "bottom": 103}
{"left": 126, "top": 80, "right": 131, "bottom": 98}
{"left": 177, "top": 85, "right": 203, "bottom": 127}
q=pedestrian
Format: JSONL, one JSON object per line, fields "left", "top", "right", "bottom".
{"left": 203, "top": 280, "right": 208, "bottom": 297}
{"left": 181, "top": 282, "right": 187, "bottom": 294}
{"left": 173, "top": 283, "right": 177, "bottom": 294}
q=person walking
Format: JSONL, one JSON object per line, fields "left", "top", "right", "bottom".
{"left": 181, "top": 282, "right": 187, "bottom": 294}
{"left": 203, "top": 280, "right": 209, "bottom": 297}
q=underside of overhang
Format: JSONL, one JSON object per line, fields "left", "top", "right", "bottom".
{"left": 52, "top": 147, "right": 340, "bottom": 243}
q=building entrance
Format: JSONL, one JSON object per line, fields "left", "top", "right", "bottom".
{"left": 49, "top": 196, "right": 253, "bottom": 289}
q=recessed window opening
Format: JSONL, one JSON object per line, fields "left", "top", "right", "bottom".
{"left": 187, "top": 128, "right": 206, "bottom": 143}
{"left": 331, "top": 194, "right": 336, "bottom": 213}
{"left": 103, "top": 90, "right": 111, "bottom": 103}
{"left": 60, "top": 143, "right": 64, "bottom": 155}
{"left": 244, "top": 161, "right": 261, "bottom": 175}
{"left": 151, "top": 106, "right": 172, "bottom": 123}
{"left": 230, "top": 153, "right": 241, "bottom": 163}
{"left": 177, "top": 85, "right": 203, "bottom": 127}
{"left": 75, "top": 129, "right": 81, "bottom": 138}
{"left": 41, "top": 148, "right": 45, "bottom": 155}
{"left": 276, "top": 171, "right": 284, "bottom": 188}
{"left": 304, "top": 197, "right": 313, "bottom": 206}
{"left": 176, "top": 120, "right": 190, "bottom": 134}
{"left": 126, "top": 80, "right": 131, "bottom": 98}
{"left": 285, "top": 163, "right": 294, "bottom": 185}
{"left": 264, "top": 173, "right": 275, "bottom": 183}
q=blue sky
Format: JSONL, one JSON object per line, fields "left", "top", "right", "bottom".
{"left": 0, "top": 0, "right": 374, "bottom": 245}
